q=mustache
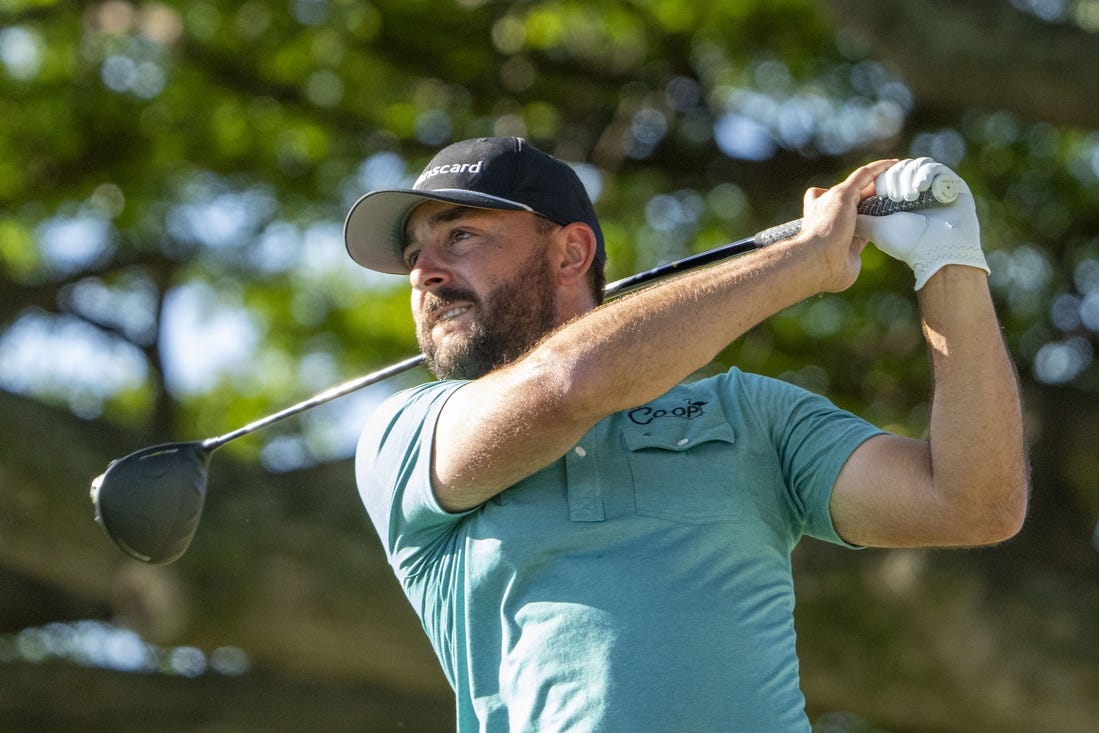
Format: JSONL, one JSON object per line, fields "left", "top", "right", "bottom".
{"left": 423, "top": 286, "right": 479, "bottom": 320}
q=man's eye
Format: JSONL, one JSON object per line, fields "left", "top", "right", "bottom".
{"left": 404, "top": 250, "right": 420, "bottom": 268}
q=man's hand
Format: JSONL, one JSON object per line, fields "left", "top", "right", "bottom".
{"left": 799, "top": 159, "right": 898, "bottom": 293}
{"left": 856, "top": 157, "right": 989, "bottom": 290}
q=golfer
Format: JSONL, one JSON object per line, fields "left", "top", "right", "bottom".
{"left": 343, "top": 137, "right": 1028, "bottom": 732}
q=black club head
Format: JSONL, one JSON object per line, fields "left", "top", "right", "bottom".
{"left": 91, "top": 442, "right": 213, "bottom": 564}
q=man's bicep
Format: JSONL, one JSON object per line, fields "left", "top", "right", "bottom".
{"left": 829, "top": 433, "right": 943, "bottom": 548}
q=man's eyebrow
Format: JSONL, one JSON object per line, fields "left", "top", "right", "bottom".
{"left": 430, "top": 205, "right": 484, "bottom": 226}
{"left": 401, "top": 205, "right": 486, "bottom": 250}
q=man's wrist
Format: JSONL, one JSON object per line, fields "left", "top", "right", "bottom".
{"left": 913, "top": 244, "right": 989, "bottom": 290}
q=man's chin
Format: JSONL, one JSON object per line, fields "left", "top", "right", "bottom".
{"left": 421, "top": 340, "right": 481, "bottom": 381}
{"left": 428, "top": 357, "right": 485, "bottom": 381}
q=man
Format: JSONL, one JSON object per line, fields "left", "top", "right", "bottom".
{"left": 343, "top": 137, "right": 1028, "bottom": 731}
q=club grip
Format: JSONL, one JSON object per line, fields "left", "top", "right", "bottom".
{"left": 753, "top": 174, "right": 960, "bottom": 247}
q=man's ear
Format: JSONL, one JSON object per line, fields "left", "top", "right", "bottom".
{"left": 555, "top": 222, "right": 598, "bottom": 286}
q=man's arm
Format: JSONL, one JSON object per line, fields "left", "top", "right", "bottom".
{"left": 830, "top": 159, "right": 1028, "bottom": 547}
{"left": 830, "top": 266, "right": 1028, "bottom": 547}
{"left": 430, "top": 160, "right": 898, "bottom": 512}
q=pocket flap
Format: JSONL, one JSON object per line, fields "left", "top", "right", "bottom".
{"left": 622, "top": 420, "right": 735, "bottom": 453}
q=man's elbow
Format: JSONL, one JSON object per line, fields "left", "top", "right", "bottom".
{"left": 957, "top": 478, "right": 1030, "bottom": 546}
{"left": 996, "top": 481, "right": 1030, "bottom": 541}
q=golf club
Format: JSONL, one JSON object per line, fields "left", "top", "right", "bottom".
{"left": 91, "top": 178, "right": 957, "bottom": 563}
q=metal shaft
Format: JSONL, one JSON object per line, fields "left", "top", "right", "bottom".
{"left": 202, "top": 354, "right": 427, "bottom": 451}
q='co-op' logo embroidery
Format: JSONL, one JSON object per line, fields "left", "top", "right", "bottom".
{"left": 628, "top": 400, "right": 708, "bottom": 425}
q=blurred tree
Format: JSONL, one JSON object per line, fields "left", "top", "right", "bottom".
{"left": 2, "top": 1, "right": 1098, "bottom": 731}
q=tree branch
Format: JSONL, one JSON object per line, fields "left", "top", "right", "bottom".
{"left": 820, "top": 0, "right": 1099, "bottom": 128}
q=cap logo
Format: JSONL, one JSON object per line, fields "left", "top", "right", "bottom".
{"left": 414, "top": 159, "right": 483, "bottom": 189}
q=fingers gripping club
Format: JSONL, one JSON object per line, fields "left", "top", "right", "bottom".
{"left": 857, "top": 158, "right": 987, "bottom": 290}
{"left": 753, "top": 167, "right": 960, "bottom": 247}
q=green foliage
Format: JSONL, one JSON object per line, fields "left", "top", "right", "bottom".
{"left": 2, "top": 0, "right": 1098, "bottom": 468}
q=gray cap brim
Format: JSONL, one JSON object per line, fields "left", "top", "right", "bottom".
{"left": 344, "top": 188, "right": 532, "bottom": 275}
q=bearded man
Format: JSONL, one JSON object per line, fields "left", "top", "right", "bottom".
{"left": 343, "top": 137, "right": 1028, "bottom": 732}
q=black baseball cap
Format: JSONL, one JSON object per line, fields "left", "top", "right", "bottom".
{"left": 344, "top": 137, "right": 605, "bottom": 274}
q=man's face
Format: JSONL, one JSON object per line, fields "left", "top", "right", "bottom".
{"left": 403, "top": 202, "right": 560, "bottom": 380}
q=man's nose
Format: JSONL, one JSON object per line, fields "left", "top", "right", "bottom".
{"left": 409, "top": 249, "right": 452, "bottom": 291}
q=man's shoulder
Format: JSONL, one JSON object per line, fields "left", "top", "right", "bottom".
{"left": 378, "top": 379, "right": 467, "bottom": 416}
{"left": 659, "top": 368, "right": 829, "bottom": 429}
{"left": 670, "top": 367, "right": 795, "bottom": 400}
{"left": 358, "top": 379, "right": 467, "bottom": 449}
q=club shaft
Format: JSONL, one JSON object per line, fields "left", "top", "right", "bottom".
{"left": 203, "top": 181, "right": 956, "bottom": 449}
{"left": 606, "top": 178, "right": 954, "bottom": 295}
{"left": 604, "top": 237, "right": 759, "bottom": 296}
{"left": 203, "top": 354, "right": 427, "bottom": 450}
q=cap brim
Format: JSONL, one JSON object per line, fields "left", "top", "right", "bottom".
{"left": 344, "top": 189, "right": 532, "bottom": 274}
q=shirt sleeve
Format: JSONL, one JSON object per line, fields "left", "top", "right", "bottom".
{"left": 355, "top": 380, "right": 474, "bottom": 581}
{"left": 736, "top": 371, "right": 884, "bottom": 547}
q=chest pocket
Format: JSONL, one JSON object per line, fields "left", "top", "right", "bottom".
{"left": 622, "top": 416, "right": 741, "bottom": 525}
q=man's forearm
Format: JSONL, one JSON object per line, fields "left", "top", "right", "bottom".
{"left": 539, "top": 161, "right": 897, "bottom": 424}
{"left": 919, "top": 265, "right": 1029, "bottom": 541}
{"left": 543, "top": 236, "right": 827, "bottom": 418}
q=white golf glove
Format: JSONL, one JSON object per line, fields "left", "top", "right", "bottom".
{"left": 857, "top": 157, "right": 989, "bottom": 290}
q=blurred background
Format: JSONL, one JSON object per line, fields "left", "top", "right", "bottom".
{"left": 2, "top": 1, "right": 1097, "bottom": 731}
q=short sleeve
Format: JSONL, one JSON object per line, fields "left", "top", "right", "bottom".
{"left": 355, "top": 380, "right": 474, "bottom": 580}
{"left": 736, "top": 371, "right": 883, "bottom": 546}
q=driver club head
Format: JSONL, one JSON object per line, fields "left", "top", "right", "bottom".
{"left": 91, "top": 441, "right": 213, "bottom": 564}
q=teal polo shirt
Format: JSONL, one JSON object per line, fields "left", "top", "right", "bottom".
{"left": 356, "top": 368, "right": 882, "bottom": 732}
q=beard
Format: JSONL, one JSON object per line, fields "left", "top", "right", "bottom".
{"left": 417, "top": 245, "right": 559, "bottom": 380}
